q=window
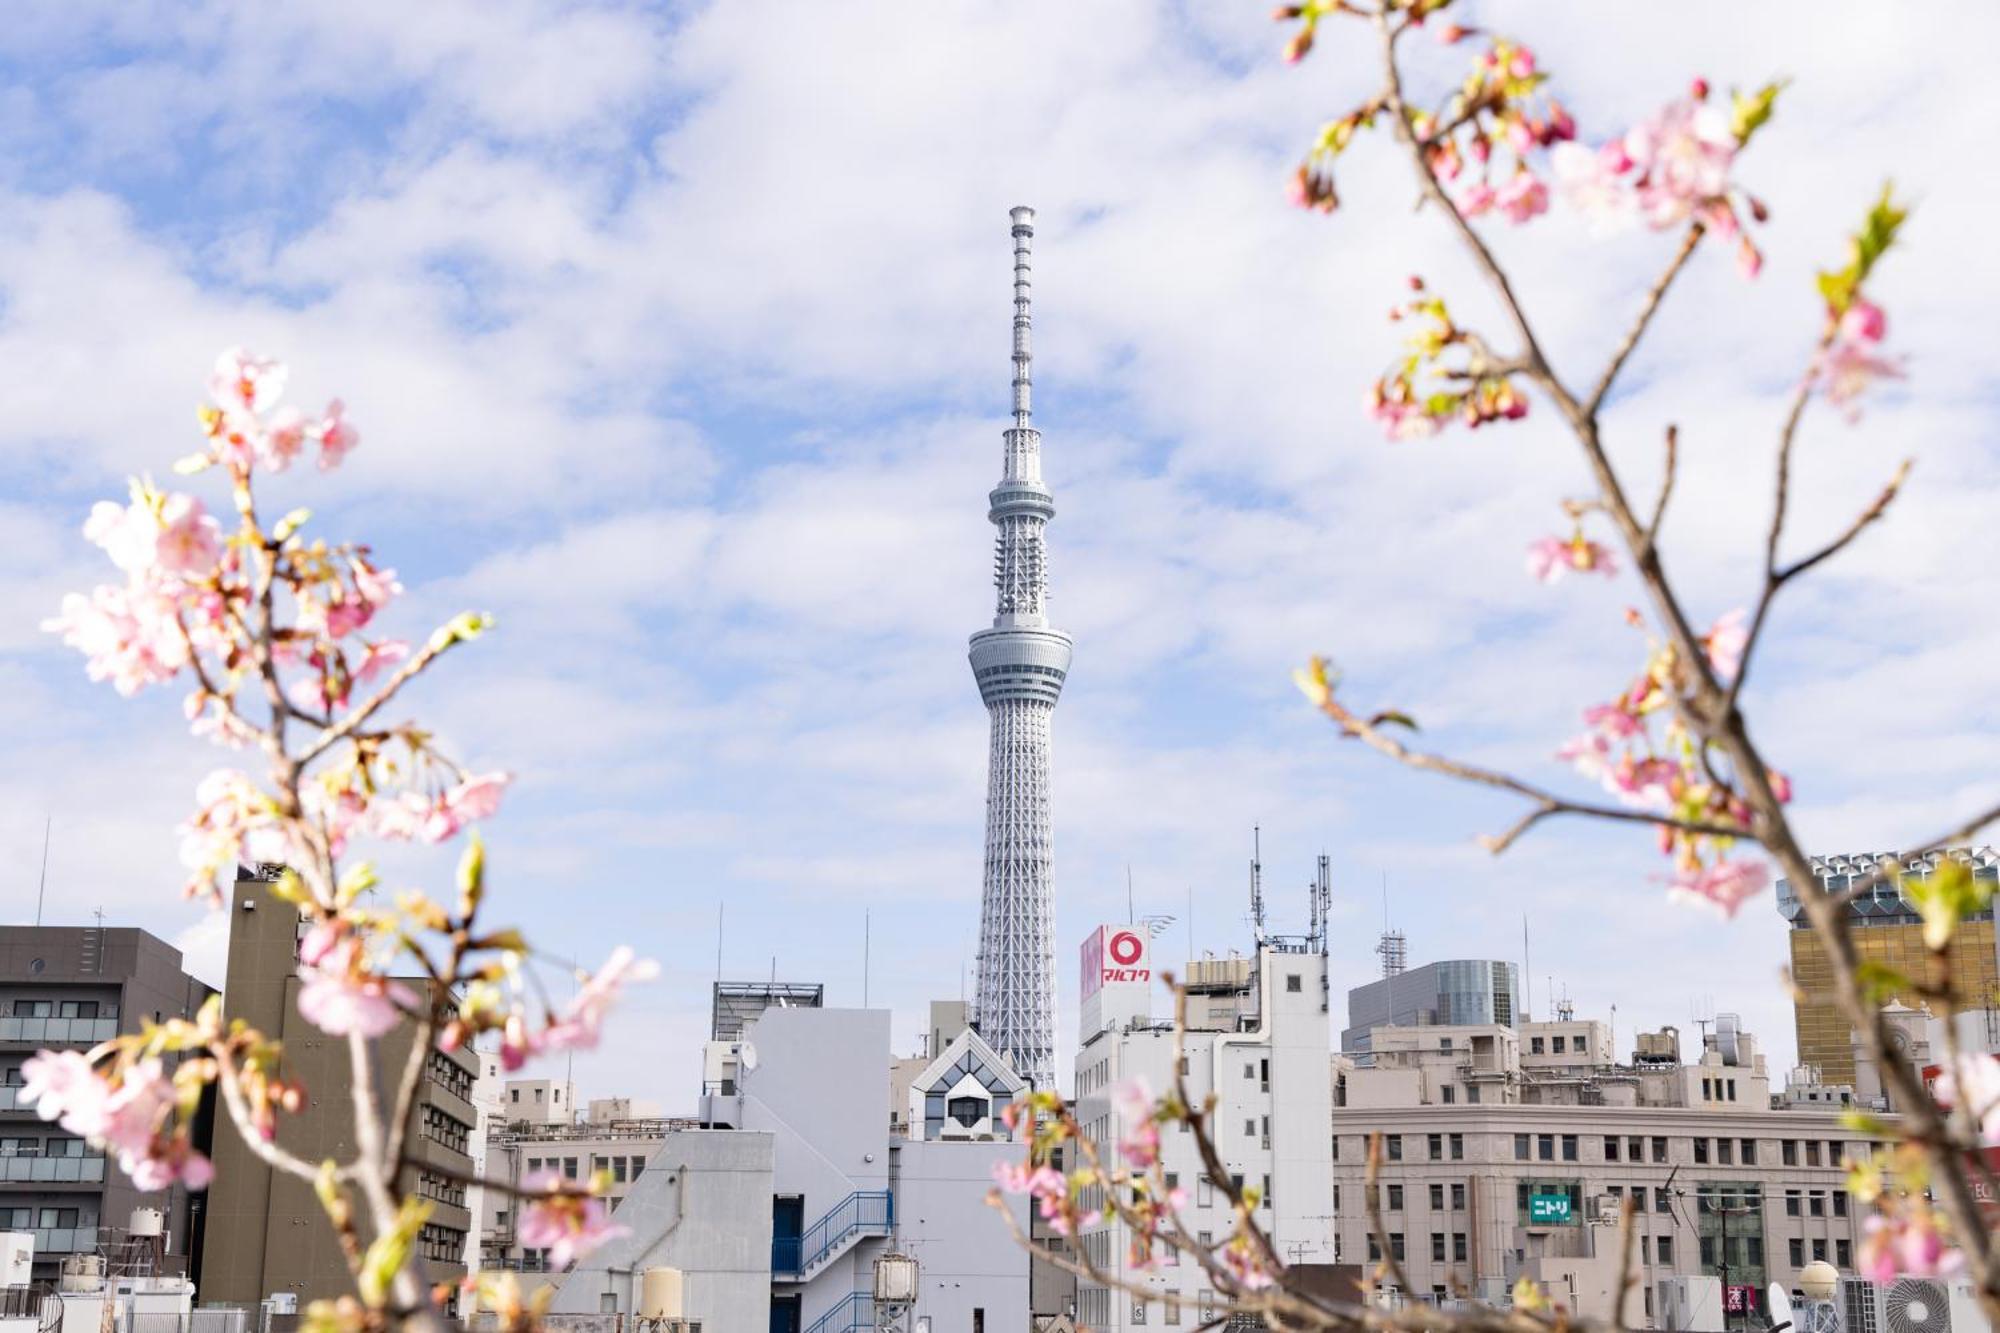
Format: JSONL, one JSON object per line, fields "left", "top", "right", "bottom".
{"left": 1655, "top": 1188, "right": 1670, "bottom": 1214}
{"left": 1429, "top": 1134, "right": 1443, "bottom": 1160}
{"left": 1808, "top": 1191, "right": 1824, "bottom": 1217}
{"left": 1812, "top": 1239, "right": 1827, "bottom": 1263}
{"left": 1440, "top": 1037, "right": 1453, "bottom": 1052}
{"left": 949, "top": 1095, "right": 987, "bottom": 1126}
{"left": 1836, "top": 1239, "right": 1851, "bottom": 1269}
{"left": 1805, "top": 1141, "right": 1822, "bottom": 1166}
{"left": 1748, "top": 1237, "right": 1764, "bottom": 1267}
{"left": 1450, "top": 1134, "right": 1464, "bottom": 1161}
{"left": 1783, "top": 1139, "right": 1797, "bottom": 1166}
{"left": 1629, "top": 1136, "right": 1643, "bottom": 1161}
{"left": 1468, "top": 1084, "right": 1480, "bottom": 1104}
{"left": 1244, "top": 1062, "right": 1255, "bottom": 1079}
{"left": 1562, "top": 1135, "right": 1578, "bottom": 1162}
{"left": 1515, "top": 1133, "right": 1531, "bottom": 1161}
{"left": 1431, "top": 1184, "right": 1445, "bottom": 1210}
{"left": 1368, "top": 1235, "right": 1381, "bottom": 1262}
{"left": 1262, "top": 1174, "right": 1273, "bottom": 1209}
{"left": 1453, "top": 1232, "right": 1467, "bottom": 1262}
{"left": 1640, "top": 1236, "right": 1650, "bottom": 1264}
{"left": 1575, "top": 1034, "right": 1587, "bottom": 1054}
{"left": 1331, "top": 1136, "right": 1340, "bottom": 1161}
{"left": 1652, "top": 1137, "right": 1668, "bottom": 1163}
{"left": 1451, "top": 1184, "right": 1465, "bottom": 1210}
{"left": 1833, "top": 1190, "right": 1848, "bottom": 1217}
{"left": 1553, "top": 1036, "right": 1566, "bottom": 1054}
{"left": 1131, "top": 1299, "right": 1147, "bottom": 1325}
{"left": 1694, "top": 1138, "right": 1709, "bottom": 1165}
{"left": 1390, "top": 1233, "right": 1405, "bottom": 1261}
{"left": 1231, "top": 1173, "right": 1245, "bottom": 1198}
{"left": 1432, "top": 1233, "right": 1446, "bottom": 1262}
{"left": 1538, "top": 1134, "right": 1554, "bottom": 1161}
{"left": 1786, "top": 1190, "right": 1801, "bottom": 1216}
{"left": 1386, "top": 1134, "right": 1403, "bottom": 1161}
{"left": 1286, "top": 973, "right": 1302, "bottom": 993}
{"left": 511, "top": 1089, "right": 520, "bottom": 1103}
{"left": 1718, "top": 1139, "right": 1733, "bottom": 1166}
{"left": 1701, "top": 1237, "right": 1715, "bottom": 1267}
{"left": 1387, "top": 1185, "right": 1404, "bottom": 1211}
{"left": 612, "top": 1158, "right": 627, "bottom": 1184}
{"left": 1197, "top": 1179, "right": 1213, "bottom": 1207}
{"left": 1605, "top": 1136, "right": 1621, "bottom": 1161}
{"left": 1829, "top": 1140, "right": 1845, "bottom": 1165}
{"left": 1245, "top": 1119, "right": 1257, "bottom": 1138}
{"left": 1531, "top": 1037, "right": 1545, "bottom": 1054}
{"left": 12, "top": 1001, "right": 51, "bottom": 1017}
{"left": 57, "top": 1001, "right": 97, "bottom": 1019}
{"left": 1741, "top": 1138, "right": 1757, "bottom": 1164}
{"left": 563, "top": 1157, "right": 578, "bottom": 1179}
{"left": 1442, "top": 1085, "right": 1455, "bottom": 1104}
{"left": 1703, "top": 1077, "right": 1713, "bottom": 1101}
{"left": 1657, "top": 1236, "right": 1672, "bottom": 1265}
{"left": 1165, "top": 1296, "right": 1182, "bottom": 1326}
{"left": 632, "top": 1157, "right": 645, "bottom": 1178}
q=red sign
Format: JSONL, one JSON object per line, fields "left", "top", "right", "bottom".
{"left": 1080, "top": 925, "right": 1151, "bottom": 998}
{"left": 1724, "top": 1286, "right": 1759, "bottom": 1315}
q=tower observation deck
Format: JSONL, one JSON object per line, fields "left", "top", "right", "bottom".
{"left": 969, "top": 206, "right": 1072, "bottom": 1089}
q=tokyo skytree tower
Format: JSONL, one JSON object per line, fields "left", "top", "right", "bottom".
{"left": 970, "top": 206, "right": 1072, "bottom": 1089}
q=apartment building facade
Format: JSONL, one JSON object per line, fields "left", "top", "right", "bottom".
{"left": 200, "top": 870, "right": 478, "bottom": 1308}
{"left": 1072, "top": 931, "right": 1337, "bottom": 1330}
{"left": 0, "top": 925, "right": 215, "bottom": 1284}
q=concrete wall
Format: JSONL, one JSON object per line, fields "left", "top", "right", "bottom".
{"left": 545, "top": 1130, "right": 773, "bottom": 1325}
{"left": 896, "top": 1140, "right": 1030, "bottom": 1333}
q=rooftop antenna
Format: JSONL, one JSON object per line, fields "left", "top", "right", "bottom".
{"left": 34, "top": 817, "right": 51, "bottom": 927}
{"left": 1249, "top": 827, "right": 1266, "bottom": 946}
{"left": 1374, "top": 873, "right": 1406, "bottom": 977}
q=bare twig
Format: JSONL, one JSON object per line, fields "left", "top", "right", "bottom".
{"left": 1646, "top": 426, "right": 1679, "bottom": 546}
{"left": 1587, "top": 225, "right": 1706, "bottom": 418}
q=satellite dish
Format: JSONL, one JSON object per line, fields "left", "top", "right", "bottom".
{"left": 739, "top": 1042, "right": 759, "bottom": 1072}
{"left": 1768, "top": 1283, "right": 1795, "bottom": 1333}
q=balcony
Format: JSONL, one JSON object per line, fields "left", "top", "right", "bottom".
{"left": 22, "top": 1226, "right": 101, "bottom": 1255}
{"left": 0, "top": 1017, "right": 120, "bottom": 1045}
{"left": 0, "top": 1155, "right": 107, "bottom": 1183}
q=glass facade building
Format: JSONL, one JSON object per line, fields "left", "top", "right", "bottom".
{"left": 1342, "top": 959, "right": 1521, "bottom": 1057}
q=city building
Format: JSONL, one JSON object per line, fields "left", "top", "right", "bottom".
{"left": 1332, "top": 1012, "right": 1878, "bottom": 1326}
{"left": 0, "top": 924, "right": 215, "bottom": 1285}
{"left": 1343, "top": 956, "right": 1523, "bottom": 1058}
{"left": 1778, "top": 847, "right": 1998, "bottom": 1086}
{"left": 553, "top": 999, "right": 1033, "bottom": 1331}
{"left": 1071, "top": 913, "right": 1338, "bottom": 1330}
{"left": 200, "top": 868, "right": 478, "bottom": 1309}
{"left": 970, "top": 204, "right": 1073, "bottom": 1090}
{"left": 475, "top": 1083, "right": 692, "bottom": 1272}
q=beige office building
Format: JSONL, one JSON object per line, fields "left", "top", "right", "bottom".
{"left": 200, "top": 870, "right": 478, "bottom": 1309}
{"left": 1331, "top": 1014, "right": 1874, "bottom": 1325}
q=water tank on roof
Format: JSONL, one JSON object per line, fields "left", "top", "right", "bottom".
{"left": 639, "top": 1268, "right": 684, "bottom": 1320}
{"left": 129, "top": 1208, "right": 164, "bottom": 1237}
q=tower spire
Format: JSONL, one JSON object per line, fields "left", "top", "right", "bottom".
{"left": 970, "top": 206, "right": 1073, "bottom": 1089}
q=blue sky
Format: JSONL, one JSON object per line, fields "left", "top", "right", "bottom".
{"left": 1, "top": 2, "right": 1995, "bottom": 1110}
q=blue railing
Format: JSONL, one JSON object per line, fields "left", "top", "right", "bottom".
{"left": 803, "top": 1292, "right": 873, "bottom": 1333}
{"left": 771, "top": 1191, "right": 893, "bottom": 1277}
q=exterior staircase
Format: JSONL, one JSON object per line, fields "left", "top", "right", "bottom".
{"left": 771, "top": 1190, "right": 893, "bottom": 1282}
{"left": 803, "top": 1291, "right": 873, "bottom": 1333}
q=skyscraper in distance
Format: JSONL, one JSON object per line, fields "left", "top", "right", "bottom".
{"left": 970, "top": 206, "right": 1071, "bottom": 1088}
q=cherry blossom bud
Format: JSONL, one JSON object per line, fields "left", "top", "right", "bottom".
{"left": 1690, "top": 77, "right": 1710, "bottom": 100}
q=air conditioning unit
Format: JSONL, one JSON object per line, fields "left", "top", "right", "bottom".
{"left": 1843, "top": 1277, "right": 1986, "bottom": 1333}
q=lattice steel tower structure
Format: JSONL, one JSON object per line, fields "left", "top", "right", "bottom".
{"left": 970, "top": 206, "right": 1072, "bottom": 1089}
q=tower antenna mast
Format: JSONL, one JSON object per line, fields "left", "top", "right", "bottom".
{"left": 967, "top": 206, "right": 1071, "bottom": 1089}
{"left": 1249, "top": 826, "right": 1266, "bottom": 946}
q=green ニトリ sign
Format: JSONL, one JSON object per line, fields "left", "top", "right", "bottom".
{"left": 1529, "top": 1193, "right": 1572, "bottom": 1224}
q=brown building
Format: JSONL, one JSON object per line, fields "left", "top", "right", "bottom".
{"left": 0, "top": 924, "right": 216, "bottom": 1284}
{"left": 200, "top": 869, "right": 476, "bottom": 1309}
{"left": 1778, "top": 848, "right": 1999, "bottom": 1087}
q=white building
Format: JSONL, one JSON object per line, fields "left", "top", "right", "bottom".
{"left": 1071, "top": 923, "right": 1336, "bottom": 1329}
{"left": 554, "top": 1001, "right": 1032, "bottom": 1332}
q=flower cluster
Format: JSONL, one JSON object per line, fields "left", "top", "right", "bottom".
{"left": 21, "top": 1046, "right": 212, "bottom": 1191}
{"left": 1550, "top": 81, "right": 1781, "bottom": 276}
{"left": 517, "top": 1169, "right": 631, "bottom": 1268}
{"left": 1526, "top": 531, "right": 1618, "bottom": 583}
{"left": 1552, "top": 610, "right": 1787, "bottom": 917}
{"left": 1851, "top": 1145, "right": 1967, "bottom": 1282}
{"left": 1366, "top": 279, "right": 1528, "bottom": 439}
{"left": 1422, "top": 38, "right": 1573, "bottom": 226}
{"left": 1810, "top": 188, "right": 1909, "bottom": 418}
{"left": 445, "top": 945, "right": 661, "bottom": 1073}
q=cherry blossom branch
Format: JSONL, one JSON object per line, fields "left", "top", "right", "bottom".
{"left": 1587, "top": 224, "right": 1706, "bottom": 418}
{"left": 1306, "top": 690, "right": 1754, "bottom": 852}
{"left": 298, "top": 623, "right": 477, "bottom": 768}
{"left": 212, "top": 1045, "right": 333, "bottom": 1184}
{"left": 1645, "top": 426, "right": 1678, "bottom": 545}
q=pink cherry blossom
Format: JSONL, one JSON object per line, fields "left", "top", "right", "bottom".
{"left": 1526, "top": 535, "right": 1617, "bottom": 583}
{"left": 1812, "top": 300, "right": 1902, "bottom": 417}
{"left": 1667, "top": 857, "right": 1769, "bottom": 918}
{"left": 1581, "top": 703, "right": 1643, "bottom": 739}
{"left": 354, "top": 639, "right": 410, "bottom": 684}
{"left": 541, "top": 946, "right": 661, "bottom": 1055}
{"left": 517, "top": 1171, "right": 630, "bottom": 1268}
{"left": 351, "top": 558, "right": 401, "bottom": 611}
{"left": 1550, "top": 141, "right": 1637, "bottom": 232}
{"left": 297, "top": 932, "right": 419, "bottom": 1038}
{"left": 1624, "top": 96, "right": 1735, "bottom": 227}
{"left": 154, "top": 494, "right": 222, "bottom": 577}
{"left": 1860, "top": 1212, "right": 1965, "bottom": 1284}
{"left": 1219, "top": 1237, "right": 1276, "bottom": 1291}
{"left": 178, "top": 769, "right": 288, "bottom": 900}
{"left": 43, "top": 584, "right": 190, "bottom": 696}
{"left": 20, "top": 1050, "right": 115, "bottom": 1138}
{"left": 1932, "top": 1052, "right": 2000, "bottom": 1145}
{"left": 208, "top": 348, "right": 288, "bottom": 414}
{"left": 261, "top": 407, "right": 308, "bottom": 471}
{"left": 1702, "top": 608, "right": 1748, "bottom": 681}
{"left": 314, "top": 400, "right": 360, "bottom": 470}
{"left": 1452, "top": 180, "right": 1496, "bottom": 218}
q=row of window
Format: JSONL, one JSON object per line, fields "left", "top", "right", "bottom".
{"left": 422, "top": 1106, "right": 470, "bottom": 1155}
{"left": 0, "top": 1206, "right": 96, "bottom": 1228}
{"left": 415, "top": 1170, "right": 466, "bottom": 1210}
{"left": 1525, "top": 1034, "right": 1589, "bottom": 1056}
{"left": 1495, "top": 1132, "right": 1855, "bottom": 1167}
{"left": 7, "top": 1000, "right": 106, "bottom": 1018}
{"left": 418, "top": 1221, "right": 466, "bottom": 1264}
{"left": 0, "top": 1137, "right": 92, "bottom": 1158}
{"left": 426, "top": 1052, "right": 472, "bottom": 1103}
{"left": 973, "top": 664, "right": 1067, "bottom": 680}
